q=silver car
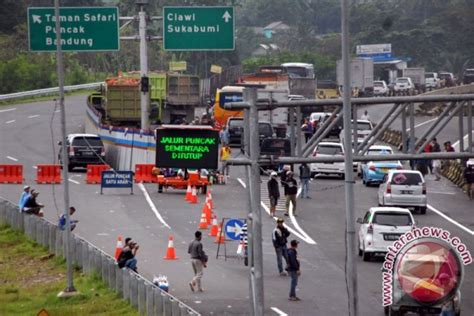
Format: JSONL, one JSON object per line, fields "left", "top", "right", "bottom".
{"left": 378, "top": 170, "right": 427, "bottom": 214}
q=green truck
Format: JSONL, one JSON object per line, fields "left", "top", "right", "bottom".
{"left": 88, "top": 72, "right": 201, "bottom": 126}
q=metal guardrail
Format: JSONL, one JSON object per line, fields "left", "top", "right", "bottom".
{"left": 0, "top": 82, "right": 103, "bottom": 101}
{"left": 0, "top": 198, "right": 200, "bottom": 316}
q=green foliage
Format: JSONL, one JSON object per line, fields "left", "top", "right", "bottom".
{"left": 0, "top": 225, "right": 139, "bottom": 316}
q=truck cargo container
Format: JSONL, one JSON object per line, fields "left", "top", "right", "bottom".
{"left": 337, "top": 58, "right": 374, "bottom": 97}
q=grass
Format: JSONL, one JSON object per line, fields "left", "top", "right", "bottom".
{"left": 0, "top": 89, "right": 96, "bottom": 107}
{"left": 0, "top": 225, "right": 139, "bottom": 316}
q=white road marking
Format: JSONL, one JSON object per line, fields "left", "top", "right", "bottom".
{"left": 138, "top": 183, "right": 171, "bottom": 229}
{"left": 428, "top": 191, "right": 456, "bottom": 195}
{"left": 28, "top": 115, "right": 40, "bottom": 119}
{"left": 428, "top": 204, "right": 474, "bottom": 235}
{"left": 32, "top": 166, "right": 38, "bottom": 169}
{"left": 6, "top": 156, "right": 18, "bottom": 162}
{"left": 0, "top": 108, "right": 16, "bottom": 113}
{"left": 55, "top": 110, "right": 61, "bottom": 113}
{"left": 452, "top": 133, "right": 471, "bottom": 149}
{"left": 237, "top": 177, "right": 315, "bottom": 244}
{"left": 5, "top": 120, "right": 15, "bottom": 124}
{"left": 271, "top": 307, "right": 288, "bottom": 316}
{"left": 97, "top": 233, "right": 109, "bottom": 236}
{"left": 290, "top": 188, "right": 317, "bottom": 244}
{"left": 68, "top": 178, "right": 80, "bottom": 184}
{"left": 406, "top": 117, "right": 438, "bottom": 131}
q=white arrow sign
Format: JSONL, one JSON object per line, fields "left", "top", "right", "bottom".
{"left": 227, "top": 223, "right": 242, "bottom": 235}
{"left": 222, "top": 11, "right": 232, "bottom": 23}
{"left": 32, "top": 15, "right": 42, "bottom": 24}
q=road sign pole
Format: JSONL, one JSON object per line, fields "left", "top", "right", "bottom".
{"left": 247, "top": 88, "right": 264, "bottom": 316}
{"left": 54, "top": 0, "right": 75, "bottom": 296}
{"left": 341, "top": 0, "right": 358, "bottom": 315}
{"left": 138, "top": 4, "right": 150, "bottom": 130}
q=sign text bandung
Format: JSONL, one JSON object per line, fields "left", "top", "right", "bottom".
{"left": 28, "top": 7, "right": 119, "bottom": 52}
{"left": 156, "top": 127, "right": 219, "bottom": 169}
{"left": 163, "top": 6, "right": 234, "bottom": 51}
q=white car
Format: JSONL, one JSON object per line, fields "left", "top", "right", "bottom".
{"left": 373, "top": 80, "right": 388, "bottom": 96}
{"left": 425, "top": 72, "right": 440, "bottom": 89}
{"left": 393, "top": 77, "right": 414, "bottom": 93}
{"left": 378, "top": 170, "right": 427, "bottom": 214}
{"left": 357, "top": 207, "right": 415, "bottom": 261}
{"left": 309, "top": 112, "right": 330, "bottom": 124}
{"left": 310, "top": 142, "right": 345, "bottom": 178}
{"left": 340, "top": 119, "right": 373, "bottom": 145}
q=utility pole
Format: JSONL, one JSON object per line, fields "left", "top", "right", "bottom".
{"left": 341, "top": 0, "right": 358, "bottom": 315}
{"left": 54, "top": 0, "right": 76, "bottom": 297}
{"left": 247, "top": 88, "right": 264, "bottom": 316}
{"left": 138, "top": 0, "right": 150, "bottom": 130}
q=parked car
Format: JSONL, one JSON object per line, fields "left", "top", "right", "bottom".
{"left": 357, "top": 207, "right": 415, "bottom": 261}
{"left": 227, "top": 117, "right": 274, "bottom": 146}
{"left": 310, "top": 142, "right": 345, "bottom": 178}
{"left": 462, "top": 68, "right": 474, "bottom": 84}
{"left": 58, "top": 134, "right": 106, "bottom": 172}
{"left": 361, "top": 145, "right": 402, "bottom": 186}
{"left": 373, "top": 80, "right": 389, "bottom": 97}
{"left": 393, "top": 77, "right": 415, "bottom": 94}
{"left": 425, "top": 72, "right": 441, "bottom": 89}
{"left": 378, "top": 170, "right": 427, "bottom": 214}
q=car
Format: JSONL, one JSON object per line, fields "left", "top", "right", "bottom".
{"left": 58, "top": 134, "right": 106, "bottom": 172}
{"left": 259, "top": 138, "right": 291, "bottom": 173}
{"left": 227, "top": 117, "right": 274, "bottom": 146}
{"left": 319, "top": 114, "right": 343, "bottom": 138}
{"left": 438, "top": 72, "right": 456, "bottom": 87}
{"left": 425, "top": 72, "right": 441, "bottom": 89}
{"left": 462, "top": 68, "right": 474, "bottom": 84}
{"left": 361, "top": 146, "right": 402, "bottom": 186}
{"left": 378, "top": 170, "right": 427, "bottom": 214}
{"left": 393, "top": 77, "right": 414, "bottom": 94}
{"left": 340, "top": 119, "right": 373, "bottom": 145}
{"left": 373, "top": 80, "right": 388, "bottom": 97}
{"left": 310, "top": 142, "right": 345, "bottom": 178}
{"left": 357, "top": 207, "right": 415, "bottom": 261}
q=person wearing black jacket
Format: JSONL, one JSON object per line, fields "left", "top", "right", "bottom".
{"left": 267, "top": 172, "right": 280, "bottom": 217}
{"left": 464, "top": 161, "right": 474, "bottom": 200}
{"left": 272, "top": 218, "right": 290, "bottom": 276}
{"left": 287, "top": 240, "right": 301, "bottom": 301}
{"left": 282, "top": 171, "right": 298, "bottom": 216}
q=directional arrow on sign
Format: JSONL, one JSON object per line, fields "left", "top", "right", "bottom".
{"left": 32, "top": 15, "right": 42, "bottom": 24}
{"left": 222, "top": 11, "right": 232, "bottom": 23}
{"left": 227, "top": 222, "right": 242, "bottom": 235}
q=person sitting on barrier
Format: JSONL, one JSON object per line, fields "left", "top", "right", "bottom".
{"left": 117, "top": 239, "right": 139, "bottom": 272}
{"left": 18, "top": 185, "right": 31, "bottom": 212}
{"left": 23, "top": 190, "right": 44, "bottom": 217}
{"left": 58, "top": 206, "right": 79, "bottom": 231}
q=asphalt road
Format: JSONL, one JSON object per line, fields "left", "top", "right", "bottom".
{"left": 0, "top": 96, "right": 473, "bottom": 315}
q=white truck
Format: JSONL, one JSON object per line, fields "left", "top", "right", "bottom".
{"left": 402, "top": 67, "right": 426, "bottom": 93}
{"left": 337, "top": 58, "right": 374, "bottom": 97}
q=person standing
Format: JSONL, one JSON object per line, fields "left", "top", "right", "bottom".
{"left": 267, "top": 171, "right": 280, "bottom": 217}
{"left": 360, "top": 110, "right": 370, "bottom": 121}
{"left": 464, "top": 160, "right": 474, "bottom": 200}
{"left": 18, "top": 185, "right": 31, "bottom": 212}
{"left": 272, "top": 218, "right": 290, "bottom": 276}
{"left": 283, "top": 171, "right": 298, "bottom": 216}
{"left": 58, "top": 206, "right": 79, "bottom": 231}
{"left": 299, "top": 163, "right": 311, "bottom": 199}
{"left": 287, "top": 240, "right": 301, "bottom": 301}
{"left": 188, "top": 231, "right": 207, "bottom": 292}
{"left": 220, "top": 144, "right": 232, "bottom": 176}
{"left": 219, "top": 126, "right": 230, "bottom": 146}
{"left": 301, "top": 119, "right": 313, "bottom": 143}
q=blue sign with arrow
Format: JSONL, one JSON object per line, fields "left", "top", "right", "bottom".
{"left": 225, "top": 219, "right": 244, "bottom": 240}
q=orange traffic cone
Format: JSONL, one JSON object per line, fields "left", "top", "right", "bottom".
{"left": 190, "top": 186, "right": 198, "bottom": 204}
{"left": 198, "top": 212, "right": 208, "bottom": 229}
{"left": 208, "top": 216, "right": 219, "bottom": 236}
{"left": 114, "top": 236, "right": 123, "bottom": 261}
{"left": 163, "top": 235, "right": 178, "bottom": 260}
{"left": 214, "top": 225, "right": 225, "bottom": 244}
{"left": 201, "top": 201, "right": 212, "bottom": 225}
{"left": 185, "top": 184, "right": 192, "bottom": 201}
{"left": 207, "top": 189, "right": 214, "bottom": 209}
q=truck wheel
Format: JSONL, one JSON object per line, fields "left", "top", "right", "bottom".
{"left": 389, "top": 307, "right": 401, "bottom": 316}
{"left": 384, "top": 306, "right": 389, "bottom": 316}
{"left": 158, "top": 185, "right": 163, "bottom": 193}
{"left": 419, "top": 207, "right": 427, "bottom": 214}
{"left": 363, "top": 249, "right": 371, "bottom": 262}
{"left": 67, "top": 164, "right": 74, "bottom": 172}
{"left": 201, "top": 186, "right": 207, "bottom": 194}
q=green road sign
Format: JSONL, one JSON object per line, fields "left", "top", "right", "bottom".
{"left": 163, "top": 6, "right": 234, "bottom": 51}
{"left": 28, "top": 7, "right": 119, "bottom": 52}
